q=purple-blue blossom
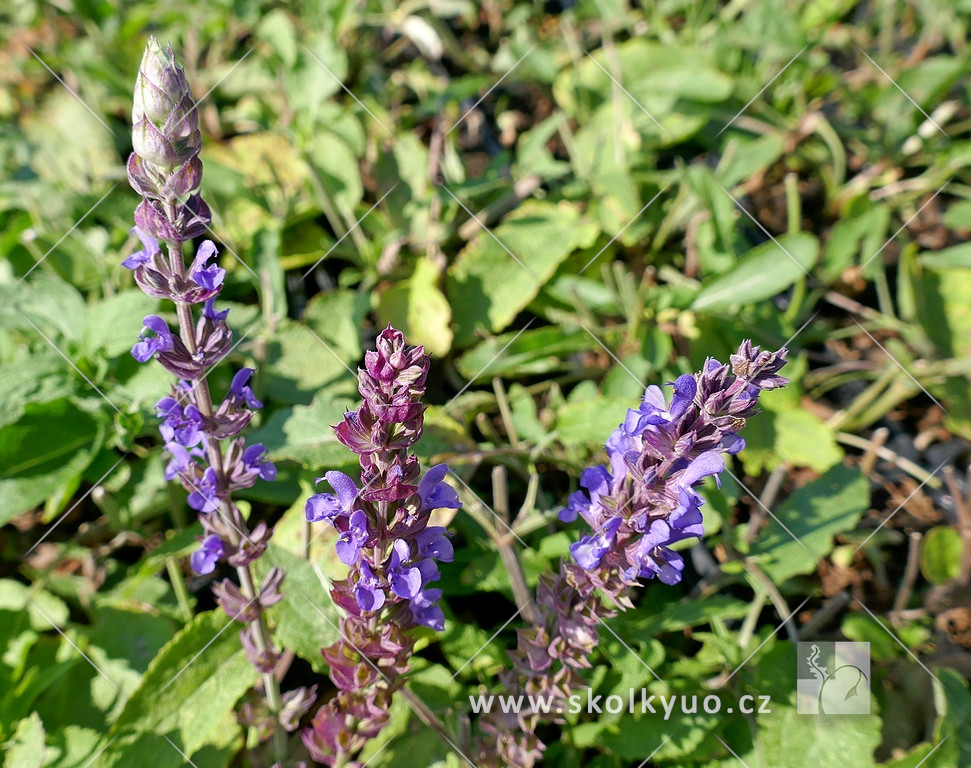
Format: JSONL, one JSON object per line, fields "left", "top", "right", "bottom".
{"left": 191, "top": 534, "right": 225, "bottom": 574}
{"left": 122, "top": 227, "right": 159, "bottom": 269}
{"left": 354, "top": 562, "right": 385, "bottom": 611}
{"left": 416, "top": 526, "right": 454, "bottom": 562}
{"left": 156, "top": 395, "right": 204, "bottom": 447}
{"left": 569, "top": 517, "right": 622, "bottom": 570}
{"left": 229, "top": 368, "right": 263, "bottom": 409}
{"left": 410, "top": 588, "right": 445, "bottom": 631}
{"left": 305, "top": 471, "right": 357, "bottom": 523}
{"left": 417, "top": 464, "right": 460, "bottom": 511}
{"left": 187, "top": 467, "right": 220, "bottom": 513}
{"left": 336, "top": 509, "right": 369, "bottom": 566}
{"left": 242, "top": 444, "right": 277, "bottom": 482}
{"left": 387, "top": 540, "right": 422, "bottom": 600}
{"left": 131, "top": 315, "right": 174, "bottom": 362}
{"left": 188, "top": 240, "right": 224, "bottom": 293}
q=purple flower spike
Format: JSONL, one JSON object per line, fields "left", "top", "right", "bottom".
{"left": 131, "top": 315, "right": 174, "bottom": 362}
{"left": 191, "top": 534, "right": 225, "bottom": 574}
{"left": 127, "top": 36, "right": 287, "bottom": 737}
{"left": 480, "top": 340, "right": 789, "bottom": 765}
{"left": 302, "top": 327, "right": 461, "bottom": 766}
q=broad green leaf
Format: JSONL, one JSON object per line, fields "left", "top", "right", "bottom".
{"left": 263, "top": 319, "right": 358, "bottom": 404}
{"left": 306, "top": 130, "right": 364, "bottom": 211}
{"left": 840, "top": 614, "right": 898, "bottom": 660}
{"left": 692, "top": 233, "right": 818, "bottom": 311}
{"left": 915, "top": 268, "right": 971, "bottom": 438}
{"left": 447, "top": 200, "right": 598, "bottom": 347}
{"left": 920, "top": 526, "right": 963, "bottom": 585}
{"left": 0, "top": 581, "right": 68, "bottom": 632}
{"left": 748, "top": 464, "right": 869, "bottom": 582}
{"left": 614, "top": 594, "right": 752, "bottom": 640}
{"left": 46, "top": 726, "right": 102, "bottom": 768}
{"left": 455, "top": 325, "right": 596, "bottom": 380}
{"left": 103, "top": 611, "right": 257, "bottom": 767}
{"left": 921, "top": 243, "right": 971, "bottom": 269}
{"left": 3, "top": 712, "right": 45, "bottom": 768}
{"left": 0, "top": 353, "right": 75, "bottom": 430}
{"left": 1, "top": 273, "right": 86, "bottom": 340}
{"left": 251, "top": 544, "right": 340, "bottom": 673}
{"left": 248, "top": 389, "right": 358, "bottom": 469}
{"left": 739, "top": 391, "right": 843, "bottom": 474}
{"left": 377, "top": 258, "right": 453, "bottom": 356}
{"left": 303, "top": 289, "right": 366, "bottom": 361}
{"left": 752, "top": 702, "right": 881, "bottom": 768}
{"left": 821, "top": 206, "right": 891, "bottom": 282}
{"left": 257, "top": 9, "right": 298, "bottom": 67}
{"left": 553, "top": 39, "right": 733, "bottom": 120}
{"left": 555, "top": 396, "right": 630, "bottom": 445}
{"left": 0, "top": 399, "right": 104, "bottom": 524}
{"left": 935, "top": 668, "right": 971, "bottom": 768}
{"left": 81, "top": 290, "right": 159, "bottom": 358}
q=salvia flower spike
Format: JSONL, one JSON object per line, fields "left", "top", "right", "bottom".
{"left": 302, "top": 326, "right": 460, "bottom": 766}
{"left": 476, "top": 340, "right": 789, "bottom": 767}
{"left": 126, "top": 37, "right": 313, "bottom": 763}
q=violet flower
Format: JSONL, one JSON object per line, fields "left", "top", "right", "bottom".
{"left": 124, "top": 37, "right": 312, "bottom": 763}
{"left": 476, "top": 340, "right": 789, "bottom": 767}
{"left": 302, "top": 326, "right": 460, "bottom": 766}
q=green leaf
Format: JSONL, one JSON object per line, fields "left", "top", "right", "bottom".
{"left": 692, "top": 233, "right": 818, "bottom": 311}
{"left": 0, "top": 399, "right": 104, "bottom": 524}
{"left": 748, "top": 464, "right": 869, "bottom": 582}
{"left": 3, "top": 712, "right": 45, "bottom": 768}
{"left": 739, "top": 390, "right": 843, "bottom": 474}
{"left": 840, "top": 613, "right": 898, "bottom": 660}
{"left": 251, "top": 544, "right": 340, "bottom": 673}
{"left": 454, "top": 325, "right": 595, "bottom": 380}
{"left": 752, "top": 702, "right": 881, "bottom": 768}
{"left": 555, "top": 396, "right": 631, "bottom": 445}
{"left": 257, "top": 9, "right": 298, "bottom": 68}
{"left": 248, "top": 389, "right": 358, "bottom": 469}
{"left": 81, "top": 290, "right": 160, "bottom": 358}
{"left": 614, "top": 594, "right": 752, "bottom": 640}
{"left": 920, "top": 526, "right": 963, "bottom": 585}
{"left": 377, "top": 258, "right": 453, "bottom": 356}
{"left": 921, "top": 243, "right": 971, "bottom": 269}
{"left": 263, "top": 319, "right": 358, "bottom": 404}
{"left": 303, "top": 290, "right": 366, "bottom": 361}
{"left": 306, "top": 130, "right": 364, "bottom": 211}
{"left": 0, "top": 353, "right": 75, "bottom": 430}
{"left": 447, "top": 200, "right": 598, "bottom": 347}
{"left": 103, "top": 611, "right": 257, "bottom": 767}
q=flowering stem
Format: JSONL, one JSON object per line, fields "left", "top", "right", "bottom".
{"left": 165, "top": 240, "right": 287, "bottom": 763}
